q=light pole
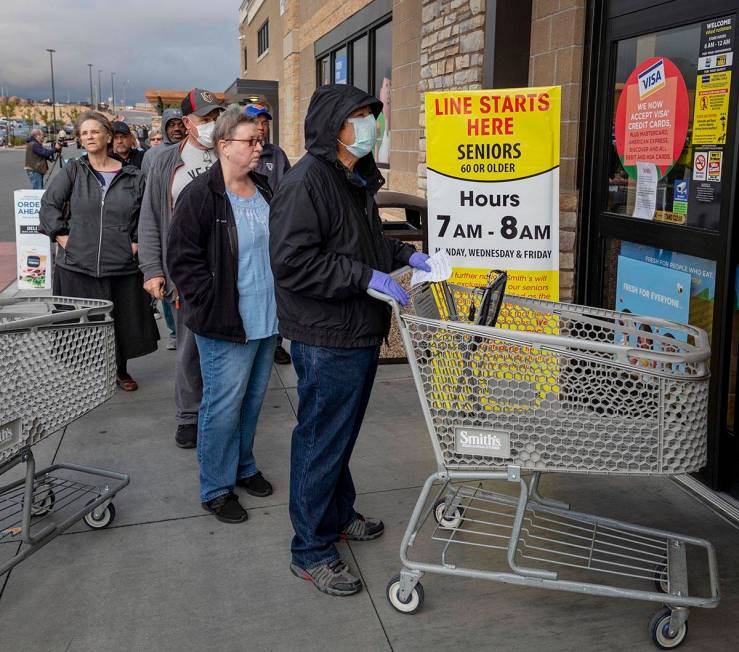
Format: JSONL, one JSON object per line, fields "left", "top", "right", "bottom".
{"left": 111, "top": 72, "right": 116, "bottom": 115}
{"left": 46, "top": 48, "right": 57, "bottom": 133}
{"left": 97, "top": 69, "right": 102, "bottom": 111}
{"left": 87, "top": 64, "right": 94, "bottom": 108}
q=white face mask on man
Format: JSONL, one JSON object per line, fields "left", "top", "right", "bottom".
{"left": 195, "top": 121, "right": 216, "bottom": 148}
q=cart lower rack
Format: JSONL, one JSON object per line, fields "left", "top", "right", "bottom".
{"left": 370, "top": 270, "right": 719, "bottom": 650}
{"left": 0, "top": 297, "right": 129, "bottom": 576}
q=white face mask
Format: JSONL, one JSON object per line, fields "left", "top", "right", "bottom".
{"left": 195, "top": 121, "right": 216, "bottom": 148}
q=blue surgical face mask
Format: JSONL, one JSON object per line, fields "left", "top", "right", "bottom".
{"left": 338, "top": 114, "right": 376, "bottom": 159}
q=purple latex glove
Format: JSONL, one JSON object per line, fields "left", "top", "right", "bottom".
{"left": 368, "top": 270, "right": 409, "bottom": 306}
{"left": 409, "top": 252, "right": 432, "bottom": 272}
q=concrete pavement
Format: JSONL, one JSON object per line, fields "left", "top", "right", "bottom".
{"left": 0, "top": 313, "right": 737, "bottom": 651}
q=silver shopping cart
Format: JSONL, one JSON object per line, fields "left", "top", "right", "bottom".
{"left": 369, "top": 269, "right": 719, "bottom": 650}
{"left": 0, "top": 297, "right": 129, "bottom": 576}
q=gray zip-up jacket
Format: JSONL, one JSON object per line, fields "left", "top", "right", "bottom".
{"left": 39, "top": 157, "right": 145, "bottom": 277}
{"left": 138, "top": 140, "right": 186, "bottom": 295}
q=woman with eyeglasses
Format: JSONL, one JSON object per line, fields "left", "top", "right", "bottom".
{"left": 147, "top": 129, "right": 163, "bottom": 147}
{"left": 166, "top": 105, "right": 277, "bottom": 524}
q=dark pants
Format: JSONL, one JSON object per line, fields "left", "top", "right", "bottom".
{"left": 289, "top": 341, "right": 380, "bottom": 568}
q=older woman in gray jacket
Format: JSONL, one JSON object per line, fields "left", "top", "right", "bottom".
{"left": 40, "top": 111, "right": 158, "bottom": 391}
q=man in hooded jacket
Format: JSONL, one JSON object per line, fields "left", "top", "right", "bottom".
{"left": 141, "top": 108, "right": 186, "bottom": 176}
{"left": 269, "top": 84, "right": 431, "bottom": 596}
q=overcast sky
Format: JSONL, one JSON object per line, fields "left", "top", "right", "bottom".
{"left": 0, "top": 0, "right": 240, "bottom": 104}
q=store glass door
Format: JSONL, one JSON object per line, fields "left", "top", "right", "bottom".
{"left": 583, "top": 0, "right": 739, "bottom": 494}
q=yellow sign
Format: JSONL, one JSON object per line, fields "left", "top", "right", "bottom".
{"left": 692, "top": 70, "right": 731, "bottom": 144}
{"left": 425, "top": 88, "right": 561, "bottom": 300}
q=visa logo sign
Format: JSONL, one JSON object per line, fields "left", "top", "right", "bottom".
{"left": 638, "top": 60, "right": 666, "bottom": 98}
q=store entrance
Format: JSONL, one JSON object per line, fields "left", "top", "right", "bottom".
{"left": 580, "top": 0, "right": 739, "bottom": 496}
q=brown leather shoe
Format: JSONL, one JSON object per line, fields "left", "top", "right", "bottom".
{"left": 116, "top": 373, "right": 138, "bottom": 391}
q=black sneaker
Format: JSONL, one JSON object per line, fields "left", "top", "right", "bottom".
{"left": 340, "top": 513, "right": 384, "bottom": 541}
{"left": 175, "top": 424, "right": 197, "bottom": 449}
{"left": 290, "top": 558, "right": 362, "bottom": 596}
{"left": 236, "top": 471, "right": 273, "bottom": 497}
{"left": 201, "top": 493, "right": 248, "bottom": 523}
{"left": 274, "top": 344, "right": 291, "bottom": 365}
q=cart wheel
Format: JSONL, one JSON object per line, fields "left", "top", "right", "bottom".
{"left": 433, "top": 498, "right": 464, "bottom": 530}
{"left": 653, "top": 563, "right": 669, "bottom": 594}
{"left": 83, "top": 502, "right": 116, "bottom": 529}
{"left": 31, "top": 484, "right": 55, "bottom": 517}
{"left": 649, "top": 607, "right": 688, "bottom": 649}
{"left": 386, "top": 575, "right": 424, "bottom": 614}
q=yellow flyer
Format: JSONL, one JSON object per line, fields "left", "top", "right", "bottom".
{"left": 425, "top": 87, "right": 560, "bottom": 300}
{"left": 692, "top": 70, "right": 731, "bottom": 144}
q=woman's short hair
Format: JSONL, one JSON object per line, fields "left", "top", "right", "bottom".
{"left": 148, "top": 128, "right": 162, "bottom": 139}
{"left": 212, "top": 104, "right": 257, "bottom": 150}
{"left": 74, "top": 111, "right": 114, "bottom": 139}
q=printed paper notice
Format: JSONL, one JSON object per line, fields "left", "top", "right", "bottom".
{"left": 632, "top": 162, "right": 658, "bottom": 219}
{"left": 411, "top": 250, "right": 452, "bottom": 286}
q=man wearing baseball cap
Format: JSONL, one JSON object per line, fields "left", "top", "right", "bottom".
{"left": 139, "top": 88, "right": 225, "bottom": 449}
{"left": 244, "top": 102, "right": 292, "bottom": 365}
{"left": 112, "top": 121, "right": 145, "bottom": 169}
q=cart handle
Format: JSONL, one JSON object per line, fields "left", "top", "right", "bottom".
{"left": 0, "top": 298, "right": 113, "bottom": 333}
{"left": 366, "top": 265, "right": 411, "bottom": 318}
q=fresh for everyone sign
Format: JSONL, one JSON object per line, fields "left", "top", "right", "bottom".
{"left": 425, "top": 87, "right": 560, "bottom": 300}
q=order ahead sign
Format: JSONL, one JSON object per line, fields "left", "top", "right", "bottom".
{"left": 425, "top": 88, "right": 560, "bottom": 299}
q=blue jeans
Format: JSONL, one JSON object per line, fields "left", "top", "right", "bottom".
{"left": 160, "top": 299, "right": 176, "bottom": 336}
{"left": 289, "top": 342, "right": 380, "bottom": 568}
{"left": 195, "top": 334, "right": 277, "bottom": 502}
{"left": 26, "top": 170, "right": 44, "bottom": 189}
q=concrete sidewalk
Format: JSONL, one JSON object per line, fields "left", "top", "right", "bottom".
{"left": 0, "top": 319, "right": 737, "bottom": 651}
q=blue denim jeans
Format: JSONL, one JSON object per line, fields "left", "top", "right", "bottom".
{"left": 195, "top": 334, "right": 277, "bottom": 502}
{"left": 289, "top": 342, "right": 380, "bottom": 568}
{"left": 160, "top": 299, "right": 176, "bottom": 337}
{"left": 26, "top": 170, "right": 44, "bottom": 189}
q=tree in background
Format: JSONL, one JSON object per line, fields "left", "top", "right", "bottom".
{"left": 0, "top": 99, "right": 18, "bottom": 145}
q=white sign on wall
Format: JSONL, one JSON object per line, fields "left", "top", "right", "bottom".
{"left": 14, "top": 190, "right": 51, "bottom": 290}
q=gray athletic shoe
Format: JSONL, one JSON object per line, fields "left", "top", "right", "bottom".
{"left": 340, "top": 513, "right": 384, "bottom": 541}
{"left": 290, "top": 558, "right": 362, "bottom": 596}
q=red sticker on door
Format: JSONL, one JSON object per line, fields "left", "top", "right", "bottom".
{"left": 614, "top": 56, "right": 690, "bottom": 179}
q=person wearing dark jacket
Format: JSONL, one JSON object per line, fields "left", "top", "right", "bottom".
{"left": 269, "top": 84, "right": 431, "bottom": 596}
{"left": 39, "top": 111, "right": 159, "bottom": 391}
{"left": 166, "top": 106, "right": 277, "bottom": 524}
{"left": 112, "top": 121, "right": 145, "bottom": 169}
{"left": 24, "top": 130, "right": 62, "bottom": 189}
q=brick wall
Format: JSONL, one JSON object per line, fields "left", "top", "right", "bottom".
{"left": 417, "top": 0, "right": 486, "bottom": 193}
{"left": 529, "top": 0, "right": 586, "bottom": 301}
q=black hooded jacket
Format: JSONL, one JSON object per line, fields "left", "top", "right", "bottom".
{"left": 269, "top": 84, "right": 415, "bottom": 348}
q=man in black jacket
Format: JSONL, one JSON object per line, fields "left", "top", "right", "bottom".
{"left": 112, "top": 121, "right": 145, "bottom": 169}
{"left": 269, "top": 84, "right": 430, "bottom": 596}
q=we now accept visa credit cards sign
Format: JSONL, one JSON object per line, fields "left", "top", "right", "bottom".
{"left": 425, "top": 88, "right": 560, "bottom": 300}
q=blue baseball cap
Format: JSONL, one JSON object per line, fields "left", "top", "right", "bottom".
{"left": 244, "top": 103, "right": 273, "bottom": 120}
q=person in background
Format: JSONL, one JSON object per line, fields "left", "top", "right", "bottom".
{"left": 112, "top": 121, "right": 145, "bottom": 169}
{"left": 243, "top": 102, "right": 292, "bottom": 365}
{"left": 141, "top": 108, "right": 186, "bottom": 176}
{"left": 269, "top": 84, "right": 431, "bottom": 596}
{"left": 24, "top": 129, "right": 62, "bottom": 189}
{"left": 147, "top": 128, "right": 163, "bottom": 147}
{"left": 167, "top": 106, "right": 276, "bottom": 523}
{"left": 39, "top": 111, "right": 158, "bottom": 391}
{"left": 139, "top": 89, "right": 225, "bottom": 449}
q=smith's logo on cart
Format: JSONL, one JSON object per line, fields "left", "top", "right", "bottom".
{"left": 638, "top": 60, "right": 666, "bottom": 98}
{"left": 454, "top": 427, "right": 511, "bottom": 458}
{"left": 0, "top": 419, "right": 22, "bottom": 452}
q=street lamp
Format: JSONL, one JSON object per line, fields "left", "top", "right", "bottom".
{"left": 111, "top": 72, "right": 116, "bottom": 115}
{"left": 87, "top": 64, "right": 94, "bottom": 108}
{"left": 46, "top": 48, "right": 57, "bottom": 133}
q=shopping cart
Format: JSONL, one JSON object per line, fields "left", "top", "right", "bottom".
{"left": 370, "top": 269, "right": 719, "bottom": 650}
{"left": 0, "top": 297, "right": 129, "bottom": 576}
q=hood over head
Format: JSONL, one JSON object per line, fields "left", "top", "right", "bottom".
{"left": 304, "top": 84, "right": 383, "bottom": 164}
{"left": 161, "top": 108, "right": 184, "bottom": 145}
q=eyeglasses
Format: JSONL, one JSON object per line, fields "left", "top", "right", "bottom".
{"left": 224, "top": 138, "right": 264, "bottom": 147}
{"left": 150, "top": 137, "right": 162, "bottom": 142}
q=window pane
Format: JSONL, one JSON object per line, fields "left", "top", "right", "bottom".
{"left": 320, "top": 57, "right": 330, "bottom": 85}
{"left": 352, "top": 35, "right": 369, "bottom": 91}
{"left": 373, "top": 21, "right": 392, "bottom": 166}
{"left": 603, "top": 239, "right": 716, "bottom": 345}
{"left": 607, "top": 19, "right": 732, "bottom": 231}
{"left": 334, "top": 47, "right": 348, "bottom": 84}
